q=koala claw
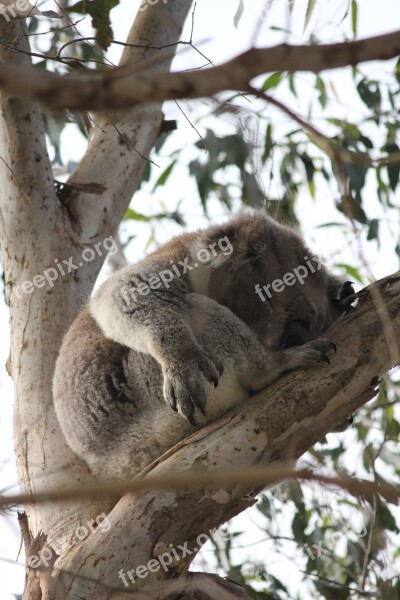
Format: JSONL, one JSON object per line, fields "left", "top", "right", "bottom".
{"left": 309, "top": 338, "right": 336, "bottom": 353}
{"left": 319, "top": 353, "right": 330, "bottom": 365}
{"left": 188, "top": 414, "right": 198, "bottom": 427}
{"left": 288, "top": 337, "right": 336, "bottom": 370}
{"left": 169, "top": 389, "right": 178, "bottom": 412}
{"left": 197, "top": 352, "right": 222, "bottom": 387}
{"left": 163, "top": 349, "right": 223, "bottom": 425}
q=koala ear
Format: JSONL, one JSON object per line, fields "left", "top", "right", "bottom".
{"left": 189, "top": 226, "right": 236, "bottom": 269}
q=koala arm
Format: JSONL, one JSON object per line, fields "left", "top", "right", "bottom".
{"left": 89, "top": 264, "right": 223, "bottom": 425}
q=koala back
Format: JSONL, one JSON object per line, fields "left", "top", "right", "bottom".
{"left": 54, "top": 298, "right": 256, "bottom": 479}
{"left": 53, "top": 210, "right": 352, "bottom": 479}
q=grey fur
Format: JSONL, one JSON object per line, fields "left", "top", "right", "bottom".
{"left": 53, "top": 210, "right": 352, "bottom": 479}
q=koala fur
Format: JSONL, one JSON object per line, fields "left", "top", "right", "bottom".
{"left": 53, "top": 210, "right": 353, "bottom": 479}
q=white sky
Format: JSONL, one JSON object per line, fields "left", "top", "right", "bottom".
{"left": 0, "top": 0, "right": 400, "bottom": 597}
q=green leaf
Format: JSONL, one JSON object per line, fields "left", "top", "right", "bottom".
{"left": 344, "top": 161, "right": 367, "bottom": 192}
{"left": 357, "top": 78, "right": 381, "bottom": 112}
{"left": 299, "top": 152, "right": 315, "bottom": 184}
{"left": 314, "top": 581, "right": 351, "bottom": 600}
{"left": 215, "top": 184, "right": 233, "bottom": 211}
{"left": 316, "top": 75, "right": 327, "bottom": 108}
{"left": 377, "top": 502, "right": 399, "bottom": 532}
{"left": 153, "top": 161, "right": 176, "bottom": 191}
{"left": 292, "top": 512, "right": 308, "bottom": 543}
{"left": 124, "top": 208, "right": 152, "bottom": 222}
{"left": 338, "top": 191, "right": 367, "bottom": 224}
{"left": 395, "top": 57, "right": 400, "bottom": 85}
{"left": 242, "top": 171, "right": 264, "bottom": 208}
{"left": 347, "top": 539, "right": 364, "bottom": 568}
{"left": 219, "top": 133, "right": 248, "bottom": 170}
{"left": 334, "top": 263, "right": 363, "bottom": 283}
{"left": 359, "top": 134, "right": 373, "bottom": 150}
{"left": 288, "top": 73, "right": 297, "bottom": 97}
{"left": 388, "top": 89, "right": 399, "bottom": 111}
{"left": 388, "top": 163, "right": 400, "bottom": 192}
{"left": 262, "top": 123, "right": 273, "bottom": 164}
{"left": 141, "top": 161, "right": 151, "bottom": 185}
{"left": 367, "top": 219, "right": 379, "bottom": 243}
{"left": 351, "top": 0, "right": 358, "bottom": 38}
{"left": 70, "top": 0, "right": 118, "bottom": 49}
{"left": 303, "top": 0, "right": 317, "bottom": 32}
{"left": 387, "top": 418, "right": 400, "bottom": 439}
{"left": 261, "top": 72, "right": 282, "bottom": 92}
{"left": 256, "top": 495, "right": 271, "bottom": 518}
{"left": 269, "top": 574, "right": 288, "bottom": 594}
{"left": 189, "top": 159, "right": 214, "bottom": 212}
{"left": 382, "top": 142, "right": 400, "bottom": 191}
{"left": 28, "top": 16, "right": 39, "bottom": 33}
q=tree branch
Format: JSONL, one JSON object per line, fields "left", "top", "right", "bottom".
{"left": 66, "top": 1, "right": 195, "bottom": 241}
{"left": 53, "top": 272, "right": 400, "bottom": 598}
{"left": 0, "top": 30, "right": 398, "bottom": 109}
{"left": 3, "top": 465, "right": 400, "bottom": 510}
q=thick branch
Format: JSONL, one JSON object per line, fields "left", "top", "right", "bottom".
{"left": 0, "top": 19, "right": 101, "bottom": 565}
{"left": 55, "top": 273, "right": 400, "bottom": 598}
{"left": 0, "top": 30, "right": 398, "bottom": 109}
{"left": 67, "top": 1, "right": 194, "bottom": 240}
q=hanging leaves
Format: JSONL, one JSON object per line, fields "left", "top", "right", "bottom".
{"left": 70, "top": 0, "right": 118, "bottom": 50}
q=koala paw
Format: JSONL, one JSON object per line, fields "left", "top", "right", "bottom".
{"left": 287, "top": 338, "right": 336, "bottom": 369}
{"left": 163, "top": 348, "right": 224, "bottom": 425}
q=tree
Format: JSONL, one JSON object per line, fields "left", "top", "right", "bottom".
{"left": 0, "top": 1, "right": 399, "bottom": 599}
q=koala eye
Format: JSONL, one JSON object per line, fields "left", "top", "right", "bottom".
{"left": 280, "top": 319, "right": 310, "bottom": 349}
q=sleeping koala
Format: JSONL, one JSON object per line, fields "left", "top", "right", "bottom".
{"left": 53, "top": 210, "right": 353, "bottom": 479}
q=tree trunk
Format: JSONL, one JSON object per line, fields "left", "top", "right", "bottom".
{"left": 0, "top": 4, "right": 194, "bottom": 599}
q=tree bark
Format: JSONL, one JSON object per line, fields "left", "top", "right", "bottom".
{"left": 53, "top": 273, "right": 399, "bottom": 599}
{"left": 0, "top": 30, "right": 398, "bottom": 109}
{"left": 0, "top": 4, "right": 193, "bottom": 599}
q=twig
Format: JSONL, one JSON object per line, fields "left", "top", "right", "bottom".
{"left": 1, "top": 466, "right": 399, "bottom": 509}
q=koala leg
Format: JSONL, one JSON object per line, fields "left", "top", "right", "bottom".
{"left": 90, "top": 274, "right": 224, "bottom": 426}
{"left": 187, "top": 294, "right": 335, "bottom": 397}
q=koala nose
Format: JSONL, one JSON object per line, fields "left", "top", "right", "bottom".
{"left": 280, "top": 319, "right": 310, "bottom": 349}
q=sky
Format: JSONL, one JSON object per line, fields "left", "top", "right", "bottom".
{"left": 0, "top": 0, "right": 400, "bottom": 598}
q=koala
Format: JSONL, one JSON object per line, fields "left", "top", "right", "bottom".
{"left": 53, "top": 210, "right": 353, "bottom": 480}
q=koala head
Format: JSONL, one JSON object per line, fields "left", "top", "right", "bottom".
{"left": 190, "top": 210, "right": 353, "bottom": 351}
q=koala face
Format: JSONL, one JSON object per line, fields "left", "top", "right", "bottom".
{"left": 193, "top": 211, "right": 352, "bottom": 351}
